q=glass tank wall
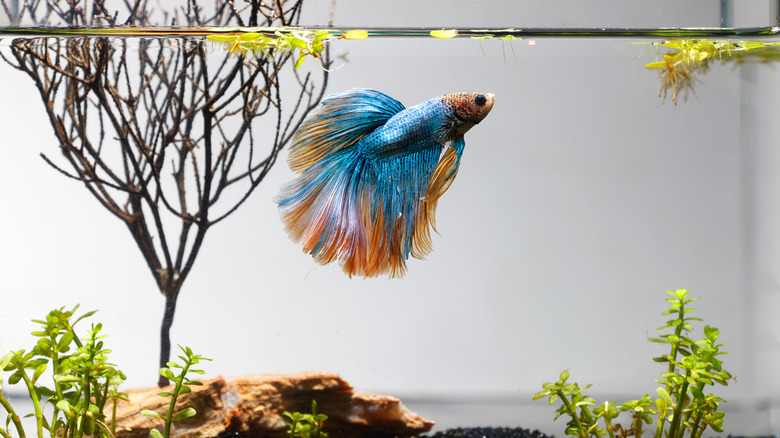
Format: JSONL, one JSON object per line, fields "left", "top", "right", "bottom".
{"left": 0, "top": 1, "right": 778, "bottom": 436}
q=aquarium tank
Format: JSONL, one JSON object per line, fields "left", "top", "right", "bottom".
{"left": 1, "top": 1, "right": 779, "bottom": 437}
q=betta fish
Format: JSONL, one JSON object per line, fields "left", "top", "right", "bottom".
{"left": 275, "top": 88, "right": 495, "bottom": 278}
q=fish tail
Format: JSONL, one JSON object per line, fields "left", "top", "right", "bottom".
{"left": 276, "top": 89, "right": 407, "bottom": 277}
{"left": 276, "top": 150, "right": 370, "bottom": 277}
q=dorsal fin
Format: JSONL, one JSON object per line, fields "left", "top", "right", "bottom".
{"left": 287, "top": 88, "right": 405, "bottom": 172}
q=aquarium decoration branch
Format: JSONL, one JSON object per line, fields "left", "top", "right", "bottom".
{"left": 2, "top": 0, "right": 329, "bottom": 387}
{"left": 533, "top": 288, "right": 732, "bottom": 438}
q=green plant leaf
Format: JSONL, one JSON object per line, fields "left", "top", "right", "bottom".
{"left": 142, "top": 410, "right": 164, "bottom": 420}
{"left": 32, "top": 362, "right": 47, "bottom": 383}
{"left": 704, "top": 325, "right": 719, "bottom": 342}
{"left": 656, "top": 387, "right": 672, "bottom": 403}
{"left": 25, "top": 358, "right": 47, "bottom": 370}
{"left": 294, "top": 54, "right": 308, "bottom": 70}
{"left": 172, "top": 407, "right": 197, "bottom": 422}
{"left": 290, "top": 37, "right": 307, "bottom": 49}
{"left": 57, "top": 332, "right": 74, "bottom": 352}
{"left": 36, "top": 386, "right": 56, "bottom": 397}
{"left": 8, "top": 370, "right": 23, "bottom": 385}
{"left": 56, "top": 399, "right": 72, "bottom": 414}
{"left": 159, "top": 367, "right": 175, "bottom": 381}
{"left": 0, "top": 352, "right": 11, "bottom": 370}
{"left": 150, "top": 428, "right": 164, "bottom": 438}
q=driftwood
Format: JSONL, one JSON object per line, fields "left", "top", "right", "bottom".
{"left": 109, "top": 372, "right": 434, "bottom": 438}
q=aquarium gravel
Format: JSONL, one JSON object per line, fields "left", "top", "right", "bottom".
{"left": 424, "top": 427, "right": 554, "bottom": 438}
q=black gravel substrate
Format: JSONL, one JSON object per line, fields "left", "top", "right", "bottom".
{"left": 216, "top": 426, "right": 776, "bottom": 438}
{"left": 423, "top": 427, "right": 554, "bottom": 438}
{"left": 422, "top": 428, "right": 777, "bottom": 438}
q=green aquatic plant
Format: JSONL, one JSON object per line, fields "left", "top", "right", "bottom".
{"left": 533, "top": 288, "right": 732, "bottom": 438}
{"left": 0, "top": 305, "right": 127, "bottom": 438}
{"left": 283, "top": 400, "right": 328, "bottom": 438}
{"left": 645, "top": 39, "right": 780, "bottom": 103}
{"left": 206, "top": 30, "right": 332, "bottom": 69}
{"left": 0, "top": 306, "right": 208, "bottom": 438}
{"left": 141, "top": 346, "right": 211, "bottom": 438}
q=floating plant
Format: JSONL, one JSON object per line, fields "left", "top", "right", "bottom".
{"left": 205, "top": 28, "right": 372, "bottom": 69}
{"left": 645, "top": 39, "right": 780, "bottom": 103}
{"left": 206, "top": 29, "right": 332, "bottom": 69}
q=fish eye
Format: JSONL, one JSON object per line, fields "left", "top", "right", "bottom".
{"left": 474, "top": 95, "right": 487, "bottom": 106}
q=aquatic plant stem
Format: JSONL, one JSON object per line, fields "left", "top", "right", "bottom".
{"left": 654, "top": 412, "right": 665, "bottom": 438}
{"left": 663, "top": 294, "right": 689, "bottom": 438}
{"left": 666, "top": 314, "right": 686, "bottom": 392}
{"left": 689, "top": 418, "right": 702, "bottom": 438}
{"left": 0, "top": 394, "right": 25, "bottom": 438}
{"left": 682, "top": 383, "right": 706, "bottom": 435}
{"left": 164, "top": 361, "right": 191, "bottom": 438}
{"left": 668, "top": 379, "right": 689, "bottom": 438}
{"left": 49, "top": 348, "right": 65, "bottom": 438}
{"left": 603, "top": 416, "right": 616, "bottom": 438}
{"left": 556, "top": 391, "right": 586, "bottom": 437}
{"left": 75, "top": 357, "right": 94, "bottom": 438}
{"left": 111, "top": 399, "right": 119, "bottom": 437}
{"left": 20, "top": 373, "right": 43, "bottom": 438}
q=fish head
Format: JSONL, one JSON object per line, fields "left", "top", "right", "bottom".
{"left": 441, "top": 92, "right": 495, "bottom": 140}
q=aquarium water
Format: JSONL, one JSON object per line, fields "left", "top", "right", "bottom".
{"left": 1, "top": 1, "right": 779, "bottom": 436}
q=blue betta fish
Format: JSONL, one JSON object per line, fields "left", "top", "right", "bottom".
{"left": 275, "top": 88, "right": 495, "bottom": 278}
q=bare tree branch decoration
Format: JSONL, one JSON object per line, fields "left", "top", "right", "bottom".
{"left": 3, "top": 0, "right": 329, "bottom": 386}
